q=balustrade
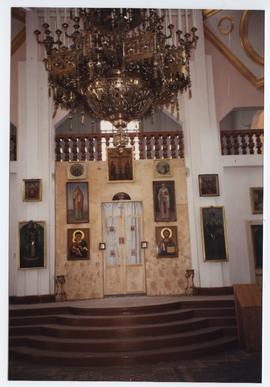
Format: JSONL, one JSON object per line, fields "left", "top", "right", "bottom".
{"left": 55, "top": 131, "right": 184, "bottom": 161}
{"left": 13, "top": 129, "right": 264, "bottom": 162}
{"left": 220, "top": 129, "right": 263, "bottom": 156}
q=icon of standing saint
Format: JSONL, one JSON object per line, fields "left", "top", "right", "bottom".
{"left": 66, "top": 182, "right": 89, "bottom": 224}
{"left": 153, "top": 181, "right": 176, "bottom": 222}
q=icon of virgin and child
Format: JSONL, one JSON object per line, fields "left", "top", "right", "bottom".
{"left": 69, "top": 229, "right": 89, "bottom": 259}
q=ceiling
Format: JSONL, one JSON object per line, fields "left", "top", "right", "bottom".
{"left": 203, "top": 9, "right": 264, "bottom": 88}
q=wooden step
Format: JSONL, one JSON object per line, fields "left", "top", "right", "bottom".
{"left": 207, "top": 316, "right": 236, "bottom": 326}
{"left": 193, "top": 307, "right": 235, "bottom": 317}
{"left": 9, "top": 297, "right": 238, "bottom": 366}
{"left": 194, "top": 287, "right": 234, "bottom": 296}
{"left": 9, "top": 336, "right": 239, "bottom": 366}
{"left": 9, "top": 308, "right": 195, "bottom": 327}
{"left": 10, "top": 317, "right": 210, "bottom": 339}
{"left": 10, "top": 307, "right": 236, "bottom": 328}
{"left": 9, "top": 298, "right": 235, "bottom": 317}
{"left": 10, "top": 326, "right": 230, "bottom": 352}
{"left": 9, "top": 301, "right": 186, "bottom": 317}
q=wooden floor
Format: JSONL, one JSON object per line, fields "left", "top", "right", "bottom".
{"left": 9, "top": 348, "right": 262, "bottom": 382}
{"left": 10, "top": 294, "right": 235, "bottom": 309}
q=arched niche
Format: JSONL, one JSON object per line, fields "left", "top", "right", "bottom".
{"left": 112, "top": 192, "right": 131, "bottom": 201}
{"left": 220, "top": 107, "right": 264, "bottom": 130}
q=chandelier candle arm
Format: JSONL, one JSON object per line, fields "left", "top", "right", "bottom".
{"left": 185, "top": 10, "right": 189, "bottom": 33}
{"left": 44, "top": 8, "right": 48, "bottom": 24}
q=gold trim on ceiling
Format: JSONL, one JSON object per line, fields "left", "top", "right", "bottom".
{"left": 203, "top": 10, "right": 222, "bottom": 19}
{"left": 204, "top": 24, "right": 263, "bottom": 89}
{"left": 217, "top": 16, "right": 234, "bottom": 36}
{"left": 240, "top": 10, "right": 264, "bottom": 66}
{"left": 256, "top": 78, "right": 264, "bottom": 88}
{"left": 11, "top": 27, "right": 26, "bottom": 56}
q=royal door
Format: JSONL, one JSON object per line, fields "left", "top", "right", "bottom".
{"left": 102, "top": 201, "right": 146, "bottom": 295}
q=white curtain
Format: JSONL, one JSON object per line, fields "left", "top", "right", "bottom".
{"left": 102, "top": 202, "right": 142, "bottom": 266}
{"left": 102, "top": 202, "right": 121, "bottom": 265}
{"left": 124, "top": 202, "right": 142, "bottom": 264}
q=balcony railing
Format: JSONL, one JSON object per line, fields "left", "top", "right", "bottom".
{"left": 55, "top": 131, "right": 184, "bottom": 161}
{"left": 220, "top": 129, "right": 263, "bottom": 155}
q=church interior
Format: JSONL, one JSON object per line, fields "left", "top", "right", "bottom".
{"left": 6, "top": 5, "right": 265, "bottom": 383}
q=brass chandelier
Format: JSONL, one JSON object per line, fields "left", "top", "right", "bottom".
{"left": 35, "top": 8, "right": 198, "bottom": 129}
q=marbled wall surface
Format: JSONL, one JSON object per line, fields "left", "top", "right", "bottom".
{"left": 55, "top": 158, "right": 192, "bottom": 300}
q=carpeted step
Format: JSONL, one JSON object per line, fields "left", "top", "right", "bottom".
{"left": 207, "top": 316, "right": 236, "bottom": 326}
{"left": 194, "top": 287, "right": 234, "bottom": 296}
{"left": 9, "top": 297, "right": 235, "bottom": 317}
{"left": 9, "top": 336, "right": 239, "bottom": 366}
{"left": 9, "top": 308, "right": 195, "bottom": 327}
{"left": 10, "top": 317, "right": 210, "bottom": 339}
{"left": 9, "top": 326, "right": 229, "bottom": 352}
{"left": 193, "top": 307, "right": 236, "bottom": 317}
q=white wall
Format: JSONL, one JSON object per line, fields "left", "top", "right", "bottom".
{"left": 182, "top": 10, "right": 263, "bottom": 288}
{"left": 9, "top": 10, "right": 55, "bottom": 297}
{"left": 223, "top": 162, "right": 263, "bottom": 284}
{"left": 182, "top": 10, "right": 231, "bottom": 287}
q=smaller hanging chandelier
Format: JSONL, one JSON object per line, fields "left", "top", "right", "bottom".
{"left": 112, "top": 128, "right": 129, "bottom": 153}
{"left": 34, "top": 8, "right": 198, "bottom": 130}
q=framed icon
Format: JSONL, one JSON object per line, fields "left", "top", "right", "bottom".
{"left": 19, "top": 221, "right": 45, "bottom": 268}
{"left": 200, "top": 206, "right": 228, "bottom": 261}
{"left": 66, "top": 182, "right": 89, "bottom": 224}
{"left": 67, "top": 228, "right": 90, "bottom": 260}
{"left": 154, "top": 159, "right": 172, "bottom": 178}
{"left": 198, "top": 174, "right": 219, "bottom": 197}
{"left": 250, "top": 224, "right": 263, "bottom": 269}
{"left": 155, "top": 226, "right": 178, "bottom": 258}
{"left": 107, "top": 147, "right": 134, "bottom": 181}
{"left": 23, "top": 179, "right": 42, "bottom": 201}
{"left": 250, "top": 187, "right": 263, "bottom": 214}
{"left": 67, "top": 162, "right": 87, "bottom": 180}
{"left": 153, "top": 181, "right": 177, "bottom": 222}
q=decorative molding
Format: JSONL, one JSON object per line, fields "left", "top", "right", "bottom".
{"left": 240, "top": 10, "right": 264, "bottom": 66}
{"left": 217, "top": 16, "right": 234, "bottom": 36}
{"left": 204, "top": 24, "right": 263, "bottom": 89}
{"left": 12, "top": 8, "right": 25, "bottom": 23}
{"left": 256, "top": 78, "right": 264, "bottom": 88}
{"left": 203, "top": 10, "right": 221, "bottom": 19}
{"left": 11, "top": 27, "right": 26, "bottom": 56}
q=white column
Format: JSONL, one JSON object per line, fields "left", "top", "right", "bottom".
{"left": 182, "top": 10, "right": 231, "bottom": 287}
{"left": 11, "top": 9, "right": 55, "bottom": 296}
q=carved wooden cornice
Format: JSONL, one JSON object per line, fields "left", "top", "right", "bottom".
{"left": 12, "top": 8, "right": 25, "bottom": 23}
{"left": 11, "top": 27, "right": 26, "bottom": 56}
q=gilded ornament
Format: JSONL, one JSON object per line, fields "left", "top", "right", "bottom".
{"left": 240, "top": 10, "right": 264, "bottom": 66}
{"left": 217, "top": 16, "right": 234, "bottom": 36}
